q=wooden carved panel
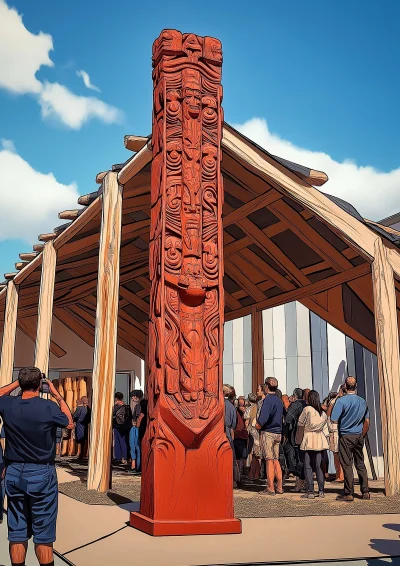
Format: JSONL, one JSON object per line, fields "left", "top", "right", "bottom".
{"left": 149, "top": 30, "right": 224, "bottom": 438}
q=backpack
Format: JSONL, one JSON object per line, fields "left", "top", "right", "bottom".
{"left": 113, "top": 404, "right": 131, "bottom": 428}
{"left": 235, "top": 409, "right": 249, "bottom": 440}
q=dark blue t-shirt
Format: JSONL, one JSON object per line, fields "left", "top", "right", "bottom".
{"left": 258, "top": 394, "right": 283, "bottom": 434}
{"left": 0, "top": 396, "right": 69, "bottom": 463}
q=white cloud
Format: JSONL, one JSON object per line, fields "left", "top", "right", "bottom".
{"left": 0, "top": 140, "right": 79, "bottom": 243}
{"left": 0, "top": 139, "right": 16, "bottom": 153}
{"left": 0, "top": 0, "right": 122, "bottom": 129}
{"left": 234, "top": 118, "right": 400, "bottom": 221}
{"left": 0, "top": 0, "right": 53, "bottom": 95}
{"left": 38, "top": 81, "right": 123, "bottom": 129}
{"left": 76, "top": 70, "right": 100, "bottom": 93}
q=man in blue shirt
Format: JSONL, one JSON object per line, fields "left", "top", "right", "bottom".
{"left": 257, "top": 377, "right": 284, "bottom": 496}
{"left": 331, "top": 376, "right": 370, "bottom": 501}
{"left": 0, "top": 367, "right": 73, "bottom": 566}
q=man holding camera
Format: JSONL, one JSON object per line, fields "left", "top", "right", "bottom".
{"left": 0, "top": 367, "right": 73, "bottom": 566}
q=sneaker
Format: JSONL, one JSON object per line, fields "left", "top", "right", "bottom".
{"left": 336, "top": 494, "right": 354, "bottom": 502}
{"left": 301, "top": 493, "right": 315, "bottom": 499}
{"left": 318, "top": 491, "right": 325, "bottom": 498}
{"left": 362, "top": 492, "right": 371, "bottom": 500}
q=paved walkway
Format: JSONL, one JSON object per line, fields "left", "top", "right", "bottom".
{"left": 0, "top": 526, "right": 66, "bottom": 566}
{"left": 1, "top": 468, "right": 400, "bottom": 566}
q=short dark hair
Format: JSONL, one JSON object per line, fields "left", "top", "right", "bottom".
{"left": 276, "top": 388, "right": 282, "bottom": 399}
{"left": 293, "top": 388, "right": 303, "bottom": 400}
{"left": 265, "top": 377, "right": 278, "bottom": 393}
{"left": 18, "top": 367, "right": 42, "bottom": 392}
{"left": 131, "top": 389, "right": 143, "bottom": 400}
{"left": 115, "top": 392, "right": 124, "bottom": 401}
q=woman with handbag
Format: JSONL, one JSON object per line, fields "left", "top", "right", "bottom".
{"left": 296, "top": 390, "right": 330, "bottom": 499}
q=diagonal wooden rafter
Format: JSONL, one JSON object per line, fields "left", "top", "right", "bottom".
{"left": 223, "top": 189, "right": 281, "bottom": 228}
{"left": 17, "top": 317, "right": 66, "bottom": 358}
{"left": 225, "top": 262, "right": 371, "bottom": 322}
{"left": 238, "top": 217, "right": 310, "bottom": 287}
{"left": 225, "top": 260, "right": 266, "bottom": 302}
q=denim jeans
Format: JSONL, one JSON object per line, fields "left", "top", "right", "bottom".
{"left": 129, "top": 426, "right": 141, "bottom": 470}
{"left": 5, "top": 462, "right": 58, "bottom": 543}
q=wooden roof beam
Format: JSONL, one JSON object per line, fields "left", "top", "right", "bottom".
{"left": 78, "top": 191, "right": 98, "bottom": 206}
{"left": 238, "top": 217, "right": 310, "bottom": 287}
{"left": 33, "top": 244, "right": 44, "bottom": 252}
{"left": 19, "top": 253, "right": 38, "bottom": 261}
{"left": 118, "top": 141, "right": 152, "bottom": 185}
{"left": 223, "top": 189, "right": 281, "bottom": 228}
{"left": 124, "top": 135, "right": 149, "bottom": 152}
{"left": 38, "top": 233, "right": 57, "bottom": 242}
{"left": 4, "top": 273, "right": 17, "bottom": 280}
{"left": 58, "top": 209, "right": 81, "bottom": 221}
{"left": 96, "top": 171, "right": 108, "bottom": 184}
{"left": 225, "top": 262, "right": 371, "bottom": 322}
{"left": 15, "top": 262, "right": 29, "bottom": 270}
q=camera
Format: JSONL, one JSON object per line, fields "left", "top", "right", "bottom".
{"left": 39, "top": 374, "right": 50, "bottom": 394}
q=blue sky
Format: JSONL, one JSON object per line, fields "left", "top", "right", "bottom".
{"left": 0, "top": 0, "right": 399, "bottom": 277}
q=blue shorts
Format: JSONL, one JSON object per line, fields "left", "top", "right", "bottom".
{"left": 5, "top": 463, "right": 58, "bottom": 544}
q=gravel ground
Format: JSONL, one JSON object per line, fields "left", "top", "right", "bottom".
{"left": 57, "top": 463, "right": 400, "bottom": 518}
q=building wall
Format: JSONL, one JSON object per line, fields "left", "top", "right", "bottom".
{"left": 223, "top": 301, "right": 384, "bottom": 478}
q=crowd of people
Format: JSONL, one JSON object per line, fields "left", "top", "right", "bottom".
{"left": 0, "top": 365, "right": 373, "bottom": 566}
{"left": 224, "top": 375, "right": 371, "bottom": 501}
{"left": 112, "top": 390, "right": 148, "bottom": 474}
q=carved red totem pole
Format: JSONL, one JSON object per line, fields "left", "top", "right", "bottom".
{"left": 130, "top": 30, "right": 241, "bottom": 536}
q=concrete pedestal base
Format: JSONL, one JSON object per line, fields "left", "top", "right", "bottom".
{"left": 130, "top": 512, "right": 242, "bottom": 536}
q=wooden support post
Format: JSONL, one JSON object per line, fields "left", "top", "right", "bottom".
{"left": 0, "top": 281, "right": 19, "bottom": 386}
{"left": 372, "top": 238, "right": 400, "bottom": 496}
{"left": 87, "top": 172, "right": 122, "bottom": 492}
{"left": 34, "top": 241, "right": 57, "bottom": 376}
{"left": 251, "top": 306, "right": 264, "bottom": 393}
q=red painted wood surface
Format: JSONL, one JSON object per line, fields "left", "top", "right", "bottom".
{"left": 130, "top": 29, "right": 241, "bottom": 536}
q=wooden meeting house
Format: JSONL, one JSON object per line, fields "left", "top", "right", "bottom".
{"left": 1, "top": 30, "right": 400, "bottom": 514}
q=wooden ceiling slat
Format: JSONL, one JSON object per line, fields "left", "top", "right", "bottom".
{"left": 224, "top": 291, "right": 243, "bottom": 310}
{"left": 270, "top": 199, "right": 353, "bottom": 272}
{"left": 119, "top": 286, "right": 150, "bottom": 314}
{"left": 238, "top": 248, "right": 295, "bottom": 292}
{"left": 302, "top": 261, "right": 330, "bottom": 275}
{"left": 54, "top": 307, "right": 95, "bottom": 347}
{"left": 239, "top": 218, "right": 310, "bottom": 287}
{"left": 224, "top": 261, "right": 265, "bottom": 302}
{"left": 225, "top": 262, "right": 371, "bottom": 323}
{"left": 223, "top": 189, "right": 281, "bottom": 228}
{"left": 17, "top": 317, "right": 66, "bottom": 358}
{"left": 224, "top": 237, "right": 252, "bottom": 258}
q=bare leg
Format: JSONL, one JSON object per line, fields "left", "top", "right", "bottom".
{"left": 131, "top": 459, "right": 136, "bottom": 471}
{"left": 10, "top": 541, "right": 28, "bottom": 565}
{"left": 76, "top": 444, "right": 82, "bottom": 458}
{"left": 61, "top": 440, "right": 68, "bottom": 456}
{"left": 35, "top": 543, "right": 53, "bottom": 564}
{"left": 273, "top": 459, "right": 283, "bottom": 492}
{"left": 334, "top": 453, "right": 344, "bottom": 481}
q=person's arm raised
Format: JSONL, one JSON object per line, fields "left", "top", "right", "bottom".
{"left": 0, "top": 381, "right": 20, "bottom": 397}
{"left": 48, "top": 380, "right": 74, "bottom": 429}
